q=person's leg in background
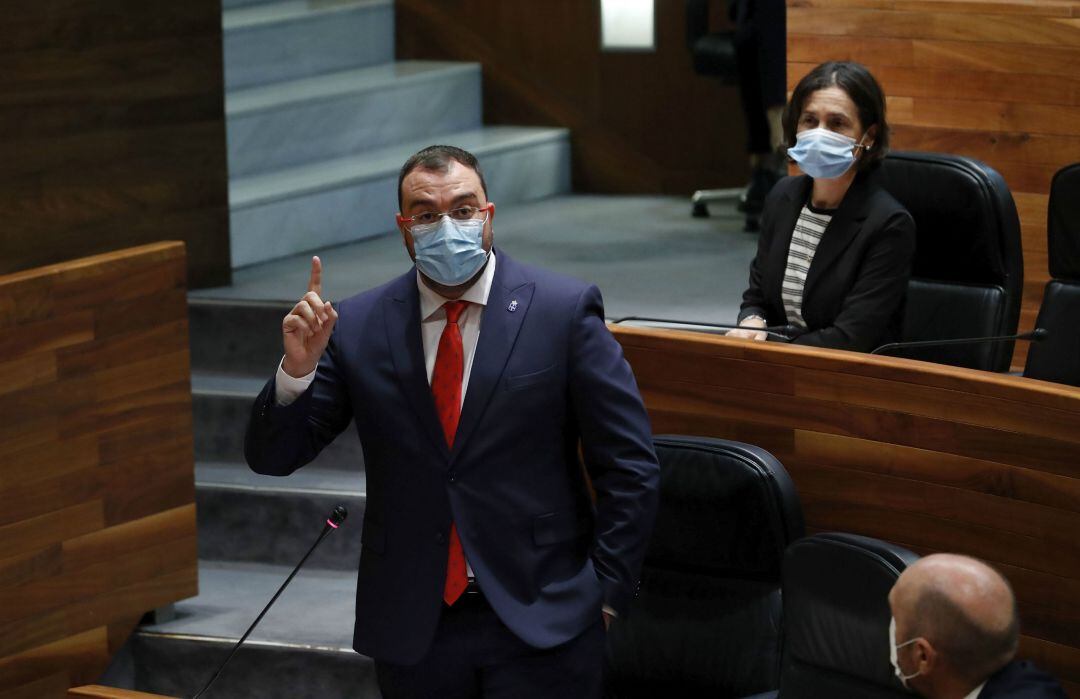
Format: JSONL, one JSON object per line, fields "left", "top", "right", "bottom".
{"left": 732, "top": 0, "right": 787, "bottom": 230}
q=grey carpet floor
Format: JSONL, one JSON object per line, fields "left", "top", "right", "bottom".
{"left": 195, "top": 194, "right": 757, "bottom": 326}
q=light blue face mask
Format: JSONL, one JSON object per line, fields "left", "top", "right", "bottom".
{"left": 788, "top": 127, "right": 867, "bottom": 180}
{"left": 411, "top": 214, "right": 489, "bottom": 287}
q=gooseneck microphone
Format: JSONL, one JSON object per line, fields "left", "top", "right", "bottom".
{"left": 871, "top": 328, "right": 1048, "bottom": 356}
{"left": 611, "top": 315, "right": 796, "bottom": 342}
{"left": 192, "top": 505, "right": 348, "bottom": 698}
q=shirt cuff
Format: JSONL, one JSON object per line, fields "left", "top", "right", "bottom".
{"left": 274, "top": 357, "right": 316, "bottom": 406}
{"left": 602, "top": 605, "right": 618, "bottom": 618}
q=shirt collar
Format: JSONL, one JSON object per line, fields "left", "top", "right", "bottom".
{"left": 963, "top": 681, "right": 987, "bottom": 699}
{"left": 417, "top": 250, "right": 497, "bottom": 321}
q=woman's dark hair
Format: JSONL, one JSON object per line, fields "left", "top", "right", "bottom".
{"left": 783, "top": 61, "right": 890, "bottom": 171}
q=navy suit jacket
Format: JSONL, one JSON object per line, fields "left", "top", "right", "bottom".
{"left": 979, "top": 660, "right": 1068, "bottom": 698}
{"left": 739, "top": 171, "right": 916, "bottom": 352}
{"left": 245, "top": 250, "right": 660, "bottom": 664}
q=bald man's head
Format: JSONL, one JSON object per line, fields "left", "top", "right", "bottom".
{"left": 890, "top": 554, "right": 1019, "bottom": 686}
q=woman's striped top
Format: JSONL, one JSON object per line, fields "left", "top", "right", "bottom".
{"left": 781, "top": 205, "right": 834, "bottom": 328}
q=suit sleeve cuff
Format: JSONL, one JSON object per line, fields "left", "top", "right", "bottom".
{"left": 275, "top": 357, "right": 316, "bottom": 406}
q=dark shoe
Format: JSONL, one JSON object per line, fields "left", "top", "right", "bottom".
{"left": 738, "top": 166, "right": 782, "bottom": 214}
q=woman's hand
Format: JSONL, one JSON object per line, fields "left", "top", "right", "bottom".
{"left": 726, "top": 316, "right": 768, "bottom": 342}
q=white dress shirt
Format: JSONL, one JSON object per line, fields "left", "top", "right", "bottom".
{"left": 963, "top": 681, "right": 988, "bottom": 699}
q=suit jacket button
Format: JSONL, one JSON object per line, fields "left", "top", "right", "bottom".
{"left": 448, "top": 472, "right": 456, "bottom": 483}
{"left": 435, "top": 532, "right": 446, "bottom": 545}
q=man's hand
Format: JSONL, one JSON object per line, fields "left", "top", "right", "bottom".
{"left": 602, "top": 611, "right": 614, "bottom": 631}
{"left": 726, "top": 316, "right": 768, "bottom": 342}
{"left": 282, "top": 256, "right": 338, "bottom": 378}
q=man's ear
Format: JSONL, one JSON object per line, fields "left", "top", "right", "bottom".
{"left": 913, "top": 638, "right": 937, "bottom": 675}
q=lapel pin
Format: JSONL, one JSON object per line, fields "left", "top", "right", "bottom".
{"left": 507, "top": 300, "right": 519, "bottom": 312}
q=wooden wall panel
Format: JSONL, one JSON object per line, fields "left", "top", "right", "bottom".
{"left": 396, "top": 0, "right": 751, "bottom": 194}
{"left": 0, "top": 243, "right": 197, "bottom": 698}
{"left": 0, "top": 0, "right": 230, "bottom": 289}
{"left": 614, "top": 326, "right": 1080, "bottom": 694}
{"left": 788, "top": 0, "right": 1080, "bottom": 368}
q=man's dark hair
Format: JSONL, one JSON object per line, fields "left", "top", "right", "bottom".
{"left": 913, "top": 578, "right": 1020, "bottom": 685}
{"left": 782, "top": 61, "right": 890, "bottom": 171}
{"left": 397, "top": 145, "right": 488, "bottom": 211}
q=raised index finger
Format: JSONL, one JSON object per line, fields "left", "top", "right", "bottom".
{"left": 308, "top": 256, "right": 323, "bottom": 295}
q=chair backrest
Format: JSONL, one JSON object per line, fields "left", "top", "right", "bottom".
{"left": 878, "top": 152, "right": 1024, "bottom": 372}
{"left": 604, "top": 436, "right": 805, "bottom": 698}
{"left": 778, "top": 533, "right": 920, "bottom": 699}
{"left": 1048, "top": 163, "right": 1080, "bottom": 280}
{"left": 1024, "top": 163, "right": 1080, "bottom": 386}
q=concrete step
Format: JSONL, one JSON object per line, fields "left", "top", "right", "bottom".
{"left": 229, "top": 126, "right": 572, "bottom": 268}
{"left": 227, "top": 61, "right": 483, "bottom": 177}
{"left": 223, "top": 0, "right": 394, "bottom": 90}
{"left": 101, "top": 562, "right": 378, "bottom": 698}
{"left": 196, "top": 461, "right": 366, "bottom": 569}
{"left": 188, "top": 298, "right": 291, "bottom": 376}
{"left": 191, "top": 372, "right": 364, "bottom": 468}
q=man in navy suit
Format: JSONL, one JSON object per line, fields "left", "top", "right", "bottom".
{"left": 889, "top": 554, "right": 1067, "bottom": 699}
{"left": 245, "top": 145, "right": 660, "bottom": 698}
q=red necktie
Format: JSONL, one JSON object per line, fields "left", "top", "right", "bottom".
{"left": 432, "top": 300, "right": 469, "bottom": 605}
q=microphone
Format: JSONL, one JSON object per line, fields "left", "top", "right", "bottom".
{"left": 871, "top": 328, "right": 1048, "bottom": 356}
{"left": 191, "top": 505, "right": 348, "bottom": 698}
{"left": 611, "top": 315, "right": 796, "bottom": 342}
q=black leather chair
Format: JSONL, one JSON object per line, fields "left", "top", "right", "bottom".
{"left": 753, "top": 532, "right": 920, "bottom": 699}
{"left": 604, "top": 436, "right": 804, "bottom": 698}
{"left": 1024, "top": 162, "right": 1080, "bottom": 386}
{"left": 878, "top": 152, "right": 1024, "bottom": 372}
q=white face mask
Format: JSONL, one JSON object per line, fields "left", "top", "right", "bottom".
{"left": 890, "top": 616, "right": 922, "bottom": 689}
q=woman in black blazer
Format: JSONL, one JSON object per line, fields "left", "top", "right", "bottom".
{"left": 730, "top": 61, "right": 915, "bottom": 352}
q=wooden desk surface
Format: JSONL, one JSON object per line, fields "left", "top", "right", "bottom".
{"left": 613, "top": 326, "right": 1080, "bottom": 695}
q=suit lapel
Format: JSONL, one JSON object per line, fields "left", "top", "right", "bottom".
{"left": 383, "top": 272, "right": 450, "bottom": 458}
{"left": 451, "top": 250, "right": 533, "bottom": 462}
{"left": 803, "top": 172, "right": 873, "bottom": 299}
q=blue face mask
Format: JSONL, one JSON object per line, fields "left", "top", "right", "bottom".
{"left": 411, "top": 214, "right": 489, "bottom": 287}
{"left": 788, "top": 127, "right": 867, "bottom": 180}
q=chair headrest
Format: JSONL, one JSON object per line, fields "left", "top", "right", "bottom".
{"left": 878, "top": 152, "right": 1022, "bottom": 289}
{"left": 782, "top": 533, "right": 920, "bottom": 692}
{"left": 650, "top": 436, "right": 805, "bottom": 578}
{"left": 1049, "top": 163, "right": 1080, "bottom": 280}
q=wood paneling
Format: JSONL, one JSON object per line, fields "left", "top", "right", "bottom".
{"left": 69, "top": 688, "right": 173, "bottom": 699}
{"left": 613, "top": 326, "right": 1080, "bottom": 691}
{"left": 0, "top": 243, "right": 197, "bottom": 698}
{"left": 788, "top": 0, "right": 1080, "bottom": 368}
{"left": 0, "top": 0, "right": 230, "bottom": 288}
{"left": 396, "top": 0, "right": 750, "bottom": 194}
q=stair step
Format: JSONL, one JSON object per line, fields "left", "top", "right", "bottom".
{"left": 191, "top": 371, "right": 365, "bottom": 468}
{"left": 197, "top": 462, "right": 366, "bottom": 569}
{"left": 229, "top": 126, "right": 571, "bottom": 268}
{"left": 102, "top": 562, "right": 377, "bottom": 698}
{"left": 223, "top": 0, "right": 394, "bottom": 90}
{"left": 227, "top": 61, "right": 483, "bottom": 177}
{"left": 189, "top": 298, "right": 290, "bottom": 375}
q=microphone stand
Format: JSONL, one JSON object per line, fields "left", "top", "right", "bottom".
{"left": 871, "top": 329, "right": 1047, "bottom": 356}
{"left": 192, "top": 505, "right": 348, "bottom": 699}
{"left": 610, "top": 315, "right": 796, "bottom": 341}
